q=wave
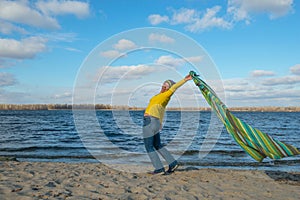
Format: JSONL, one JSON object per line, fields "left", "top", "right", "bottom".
{"left": 0, "top": 146, "right": 85, "bottom": 152}
{"left": 181, "top": 159, "right": 300, "bottom": 167}
{"left": 0, "top": 154, "right": 96, "bottom": 160}
{"left": 182, "top": 149, "right": 246, "bottom": 156}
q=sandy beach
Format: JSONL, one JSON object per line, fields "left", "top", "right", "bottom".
{"left": 0, "top": 161, "right": 299, "bottom": 200}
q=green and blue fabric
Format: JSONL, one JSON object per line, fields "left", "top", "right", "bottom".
{"left": 190, "top": 71, "right": 300, "bottom": 162}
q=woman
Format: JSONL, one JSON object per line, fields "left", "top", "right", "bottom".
{"left": 143, "top": 74, "right": 192, "bottom": 174}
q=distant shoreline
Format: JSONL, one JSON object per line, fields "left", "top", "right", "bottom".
{"left": 0, "top": 104, "right": 300, "bottom": 112}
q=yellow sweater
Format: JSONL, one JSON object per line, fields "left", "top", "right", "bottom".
{"left": 144, "top": 79, "right": 187, "bottom": 124}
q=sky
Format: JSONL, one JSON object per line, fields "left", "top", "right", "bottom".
{"left": 0, "top": 0, "right": 300, "bottom": 107}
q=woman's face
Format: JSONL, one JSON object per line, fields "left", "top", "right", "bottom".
{"left": 160, "top": 82, "right": 169, "bottom": 93}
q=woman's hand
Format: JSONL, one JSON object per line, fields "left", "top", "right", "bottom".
{"left": 184, "top": 74, "right": 192, "bottom": 81}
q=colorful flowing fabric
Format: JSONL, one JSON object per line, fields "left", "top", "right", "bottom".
{"left": 189, "top": 71, "right": 300, "bottom": 162}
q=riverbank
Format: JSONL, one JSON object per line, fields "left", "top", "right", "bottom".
{"left": 0, "top": 161, "right": 299, "bottom": 199}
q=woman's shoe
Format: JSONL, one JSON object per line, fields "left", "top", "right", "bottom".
{"left": 147, "top": 168, "right": 165, "bottom": 175}
{"left": 167, "top": 163, "right": 179, "bottom": 173}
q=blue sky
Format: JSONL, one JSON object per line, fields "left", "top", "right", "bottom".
{"left": 0, "top": 0, "right": 300, "bottom": 107}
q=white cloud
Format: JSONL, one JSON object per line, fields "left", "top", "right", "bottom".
{"left": 98, "top": 65, "right": 156, "bottom": 84}
{"left": 0, "top": 1, "right": 91, "bottom": 67}
{"left": 148, "top": 14, "right": 169, "bottom": 25}
{"left": 0, "top": 0, "right": 60, "bottom": 30}
{"left": 0, "top": 0, "right": 90, "bottom": 31}
{"left": 185, "top": 6, "right": 232, "bottom": 32}
{"left": 54, "top": 92, "right": 72, "bottom": 99}
{"left": 155, "top": 55, "right": 185, "bottom": 68}
{"left": 99, "top": 39, "right": 137, "bottom": 59}
{"left": 0, "top": 20, "right": 28, "bottom": 34}
{"left": 226, "top": 87, "right": 300, "bottom": 106}
{"left": 40, "top": 32, "right": 78, "bottom": 42}
{"left": 251, "top": 70, "right": 275, "bottom": 77}
{"left": 148, "top": 33, "right": 175, "bottom": 44}
{"left": 0, "top": 36, "right": 48, "bottom": 59}
{"left": 0, "top": 72, "right": 17, "bottom": 87}
{"left": 0, "top": 58, "right": 16, "bottom": 68}
{"left": 148, "top": 1, "right": 293, "bottom": 32}
{"left": 113, "top": 39, "right": 137, "bottom": 51}
{"left": 100, "top": 39, "right": 138, "bottom": 58}
{"left": 262, "top": 75, "right": 300, "bottom": 86}
{"left": 100, "top": 50, "right": 124, "bottom": 58}
{"left": 64, "top": 47, "right": 82, "bottom": 52}
{"left": 171, "top": 8, "right": 197, "bottom": 24}
{"left": 222, "top": 76, "right": 300, "bottom": 106}
{"left": 290, "top": 64, "right": 300, "bottom": 75}
{"left": 148, "top": 6, "right": 231, "bottom": 32}
{"left": 185, "top": 56, "right": 203, "bottom": 63}
{"left": 228, "top": 0, "right": 294, "bottom": 22}
{"left": 0, "top": 59, "right": 5, "bottom": 68}
{"left": 192, "top": 69, "right": 300, "bottom": 107}
{"left": 0, "top": 89, "right": 30, "bottom": 104}
{"left": 36, "top": 0, "right": 90, "bottom": 19}
{"left": 223, "top": 78, "right": 251, "bottom": 92}
{"left": 155, "top": 55, "right": 202, "bottom": 68}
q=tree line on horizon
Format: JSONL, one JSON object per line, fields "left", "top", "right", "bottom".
{"left": 0, "top": 104, "right": 138, "bottom": 110}
{"left": 0, "top": 104, "right": 300, "bottom": 112}
{"left": 0, "top": 104, "right": 110, "bottom": 110}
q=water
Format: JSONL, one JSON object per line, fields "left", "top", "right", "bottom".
{"left": 0, "top": 110, "right": 299, "bottom": 172}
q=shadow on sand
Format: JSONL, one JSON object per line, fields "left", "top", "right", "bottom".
{"left": 265, "top": 170, "right": 300, "bottom": 185}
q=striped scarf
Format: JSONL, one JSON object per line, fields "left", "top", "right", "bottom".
{"left": 190, "top": 71, "right": 300, "bottom": 162}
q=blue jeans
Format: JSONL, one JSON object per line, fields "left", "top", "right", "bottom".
{"left": 142, "top": 116, "right": 177, "bottom": 171}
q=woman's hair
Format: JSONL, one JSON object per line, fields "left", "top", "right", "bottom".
{"left": 164, "top": 80, "right": 176, "bottom": 88}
